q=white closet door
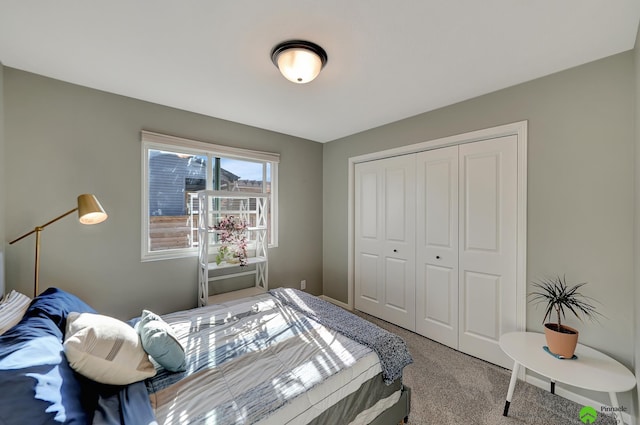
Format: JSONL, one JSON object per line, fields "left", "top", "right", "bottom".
{"left": 458, "top": 135, "right": 518, "bottom": 369}
{"left": 354, "top": 155, "right": 416, "bottom": 329}
{"left": 415, "top": 146, "right": 459, "bottom": 348}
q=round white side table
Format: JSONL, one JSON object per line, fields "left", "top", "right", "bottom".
{"left": 499, "top": 332, "right": 636, "bottom": 425}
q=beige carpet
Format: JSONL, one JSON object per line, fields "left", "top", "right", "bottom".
{"left": 356, "top": 312, "right": 617, "bottom": 425}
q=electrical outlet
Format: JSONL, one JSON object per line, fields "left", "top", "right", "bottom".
{"left": 300, "top": 280, "right": 306, "bottom": 290}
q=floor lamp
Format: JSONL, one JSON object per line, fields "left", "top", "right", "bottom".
{"left": 9, "top": 194, "right": 108, "bottom": 297}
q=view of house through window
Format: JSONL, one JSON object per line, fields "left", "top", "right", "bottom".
{"left": 142, "top": 132, "right": 278, "bottom": 260}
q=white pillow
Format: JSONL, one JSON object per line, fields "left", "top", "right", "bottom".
{"left": 0, "top": 290, "right": 31, "bottom": 335}
{"left": 64, "top": 312, "right": 156, "bottom": 385}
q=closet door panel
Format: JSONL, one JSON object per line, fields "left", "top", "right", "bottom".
{"left": 424, "top": 264, "right": 455, "bottom": 324}
{"left": 358, "top": 253, "right": 380, "bottom": 302}
{"left": 385, "top": 167, "right": 409, "bottom": 241}
{"left": 359, "top": 171, "right": 379, "bottom": 239}
{"left": 462, "top": 271, "right": 500, "bottom": 340}
{"left": 355, "top": 163, "right": 383, "bottom": 313}
{"left": 415, "top": 146, "right": 459, "bottom": 347}
{"left": 385, "top": 257, "right": 409, "bottom": 311}
{"left": 355, "top": 156, "right": 416, "bottom": 329}
{"left": 458, "top": 135, "right": 517, "bottom": 369}
{"left": 380, "top": 156, "right": 416, "bottom": 329}
{"left": 465, "top": 155, "right": 499, "bottom": 251}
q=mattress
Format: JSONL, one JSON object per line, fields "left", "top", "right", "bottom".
{"left": 146, "top": 292, "right": 405, "bottom": 425}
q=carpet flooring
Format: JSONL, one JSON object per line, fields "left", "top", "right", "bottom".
{"left": 356, "top": 312, "right": 617, "bottom": 425}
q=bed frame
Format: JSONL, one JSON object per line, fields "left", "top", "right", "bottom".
{"left": 372, "top": 385, "right": 411, "bottom": 425}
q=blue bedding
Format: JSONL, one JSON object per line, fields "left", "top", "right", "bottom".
{"left": 0, "top": 288, "right": 157, "bottom": 425}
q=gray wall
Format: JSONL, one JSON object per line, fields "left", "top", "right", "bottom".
{"left": 3, "top": 68, "right": 323, "bottom": 319}
{"left": 634, "top": 23, "right": 640, "bottom": 425}
{"left": 323, "top": 52, "right": 636, "bottom": 408}
{"left": 0, "top": 62, "right": 4, "bottom": 296}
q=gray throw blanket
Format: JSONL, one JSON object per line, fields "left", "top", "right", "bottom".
{"left": 268, "top": 288, "right": 413, "bottom": 385}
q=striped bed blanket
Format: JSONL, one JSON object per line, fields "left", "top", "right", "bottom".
{"left": 268, "top": 288, "right": 413, "bottom": 384}
{"left": 145, "top": 291, "right": 411, "bottom": 424}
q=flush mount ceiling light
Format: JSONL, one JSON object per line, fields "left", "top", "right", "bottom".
{"left": 271, "top": 40, "right": 328, "bottom": 84}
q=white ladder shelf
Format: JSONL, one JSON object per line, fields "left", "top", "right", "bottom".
{"left": 196, "top": 190, "right": 268, "bottom": 307}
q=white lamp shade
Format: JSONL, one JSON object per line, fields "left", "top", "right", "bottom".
{"left": 276, "top": 48, "right": 323, "bottom": 84}
{"left": 271, "top": 40, "right": 327, "bottom": 84}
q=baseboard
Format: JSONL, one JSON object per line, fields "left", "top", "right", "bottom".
{"left": 526, "top": 375, "right": 634, "bottom": 425}
{"left": 319, "top": 295, "right": 352, "bottom": 311}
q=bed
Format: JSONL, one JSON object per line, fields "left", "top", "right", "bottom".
{"left": 0, "top": 287, "right": 412, "bottom": 425}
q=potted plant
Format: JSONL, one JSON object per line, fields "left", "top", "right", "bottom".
{"left": 529, "top": 275, "right": 603, "bottom": 358}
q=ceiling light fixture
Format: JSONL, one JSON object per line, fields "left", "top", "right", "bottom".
{"left": 271, "top": 40, "right": 328, "bottom": 84}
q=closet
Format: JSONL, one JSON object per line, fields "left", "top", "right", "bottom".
{"left": 354, "top": 133, "right": 521, "bottom": 369}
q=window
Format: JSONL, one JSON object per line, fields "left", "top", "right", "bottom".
{"left": 141, "top": 131, "right": 279, "bottom": 261}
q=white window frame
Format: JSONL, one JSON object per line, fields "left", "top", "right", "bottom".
{"left": 141, "top": 131, "right": 279, "bottom": 261}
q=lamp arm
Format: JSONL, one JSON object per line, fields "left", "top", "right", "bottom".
{"left": 9, "top": 207, "right": 79, "bottom": 245}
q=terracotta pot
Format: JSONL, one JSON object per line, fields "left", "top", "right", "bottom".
{"left": 544, "top": 323, "right": 579, "bottom": 358}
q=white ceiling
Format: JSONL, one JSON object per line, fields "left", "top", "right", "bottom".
{"left": 1, "top": 1, "right": 639, "bottom": 143}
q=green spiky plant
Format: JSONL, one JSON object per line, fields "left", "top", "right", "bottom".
{"left": 529, "top": 275, "right": 603, "bottom": 333}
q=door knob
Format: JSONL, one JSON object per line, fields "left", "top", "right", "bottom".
{"left": 393, "top": 249, "right": 398, "bottom": 253}
{"left": 436, "top": 255, "right": 441, "bottom": 259}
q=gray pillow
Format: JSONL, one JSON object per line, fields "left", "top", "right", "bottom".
{"left": 137, "top": 309, "right": 186, "bottom": 372}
